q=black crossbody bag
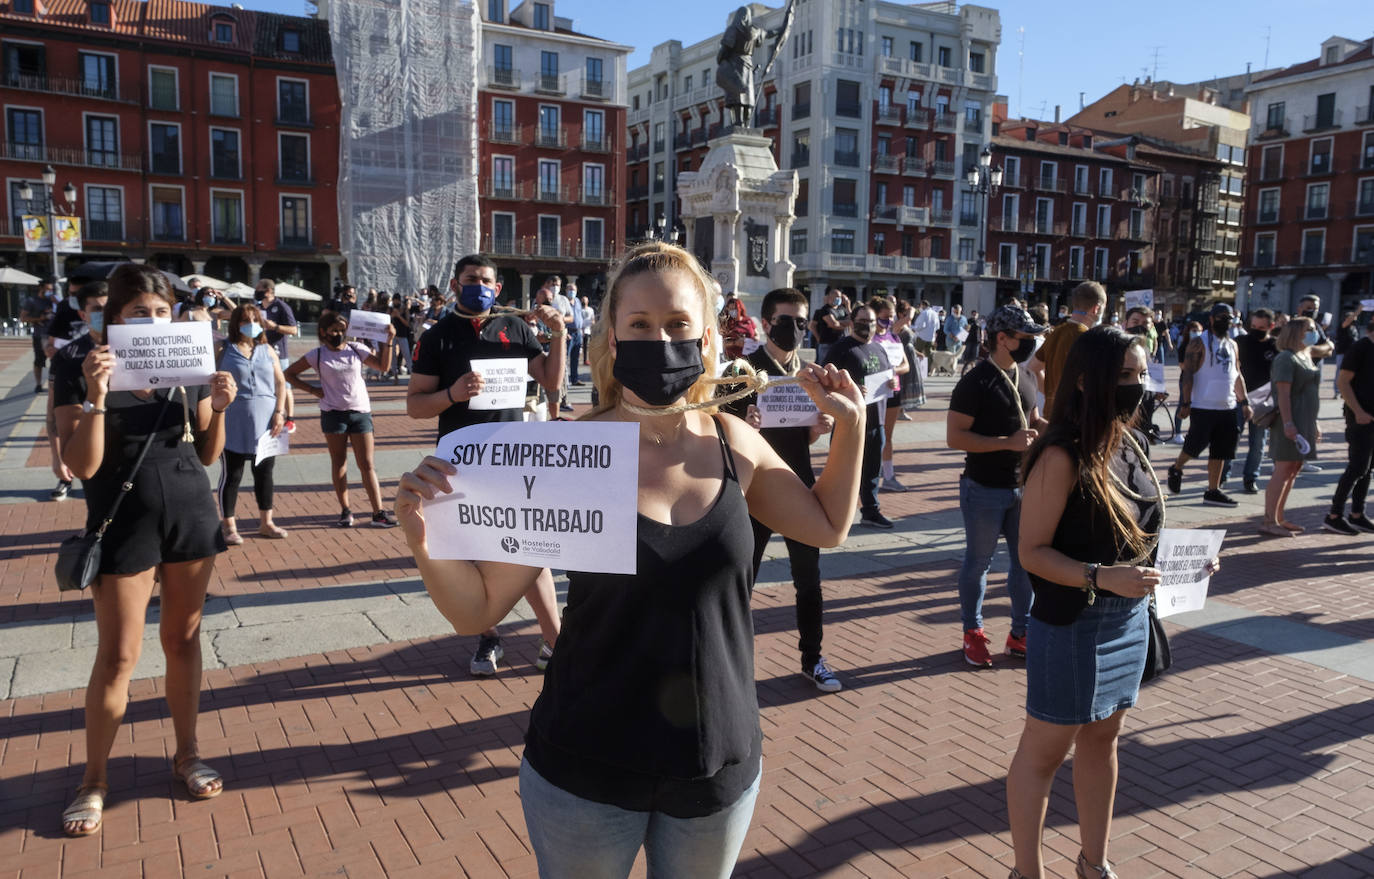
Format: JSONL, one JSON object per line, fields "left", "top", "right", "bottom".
{"left": 55, "top": 395, "right": 173, "bottom": 591}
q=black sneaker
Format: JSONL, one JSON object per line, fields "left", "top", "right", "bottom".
{"left": 1242, "top": 480, "right": 1259, "bottom": 495}
{"left": 803, "top": 657, "right": 842, "bottom": 693}
{"left": 50, "top": 480, "right": 71, "bottom": 501}
{"left": 1347, "top": 513, "right": 1374, "bottom": 534}
{"left": 860, "top": 511, "right": 894, "bottom": 529}
{"left": 371, "top": 510, "right": 398, "bottom": 528}
{"left": 337, "top": 508, "right": 354, "bottom": 528}
{"left": 1323, "top": 514, "right": 1360, "bottom": 536}
{"left": 1167, "top": 465, "right": 1183, "bottom": 495}
{"left": 470, "top": 635, "right": 504, "bottom": 676}
{"left": 1202, "top": 489, "right": 1238, "bottom": 507}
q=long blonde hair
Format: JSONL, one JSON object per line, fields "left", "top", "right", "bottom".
{"left": 1275, "top": 316, "right": 1314, "bottom": 353}
{"left": 586, "top": 241, "right": 722, "bottom": 416}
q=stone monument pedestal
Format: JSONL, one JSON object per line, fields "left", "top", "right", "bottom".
{"left": 677, "top": 130, "right": 798, "bottom": 314}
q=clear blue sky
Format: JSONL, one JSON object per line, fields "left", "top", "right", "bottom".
{"left": 244, "top": 0, "right": 1369, "bottom": 118}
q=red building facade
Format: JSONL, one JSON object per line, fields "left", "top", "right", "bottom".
{"left": 0, "top": 0, "right": 341, "bottom": 299}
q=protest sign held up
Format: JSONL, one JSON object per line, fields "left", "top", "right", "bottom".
{"left": 424, "top": 421, "right": 639, "bottom": 573}
{"left": 1153, "top": 528, "right": 1226, "bottom": 618}
{"left": 106, "top": 321, "right": 216, "bottom": 391}
{"left": 346, "top": 309, "right": 392, "bottom": 343}
{"left": 757, "top": 379, "right": 820, "bottom": 428}
{"left": 467, "top": 358, "right": 529, "bottom": 411}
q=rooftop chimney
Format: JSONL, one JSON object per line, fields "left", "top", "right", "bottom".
{"left": 1054, "top": 105, "right": 1061, "bottom": 123}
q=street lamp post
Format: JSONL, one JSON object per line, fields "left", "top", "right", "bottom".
{"left": 965, "top": 145, "right": 1003, "bottom": 278}
{"left": 18, "top": 165, "right": 77, "bottom": 283}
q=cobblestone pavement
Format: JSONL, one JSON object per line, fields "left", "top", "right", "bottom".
{"left": 2, "top": 337, "right": 1373, "bottom": 878}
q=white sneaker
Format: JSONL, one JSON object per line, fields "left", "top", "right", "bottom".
{"left": 1169, "top": 435, "right": 1185, "bottom": 445}
{"left": 470, "top": 635, "right": 504, "bottom": 676}
{"left": 804, "top": 657, "right": 842, "bottom": 693}
{"left": 881, "top": 477, "right": 909, "bottom": 493}
{"left": 1302, "top": 463, "right": 1322, "bottom": 473}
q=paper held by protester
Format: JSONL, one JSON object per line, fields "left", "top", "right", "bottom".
{"left": 1153, "top": 528, "right": 1226, "bottom": 618}
{"left": 467, "top": 358, "right": 529, "bottom": 411}
{"left": 758, "top": 378, "right": 820, "bottom": 428}
{"left": 1146, "top": 361, "right": 1167, "bottom": 394}
{"left": 863, "top": 368, "right": 894, "bottom": 404}
{"left": 879, "top": 340, "right": 905, "bottom": 369}
{"left": 106, "top": 321, "right": 216, "bottom": 391}
{"left": 424, "top": 421, "right": 640, "bottom": 574}
{"left": 346, "top": 309, "right": 391, "bottom": 343}
{"left": 1124, "top": 289, "right": 1154, "bottom": 311}
{"left": 255, "top": 428, "right": 290, "bottom": 467}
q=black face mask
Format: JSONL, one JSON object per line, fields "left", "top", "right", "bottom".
{"left": 1126, "top": 324, "right": 1148, "bottom": 336}
{"left": 767, "top": 319, "right": 803, "bottom": 352}
{"left": 613, "top": 338, "right": 704, "bottom": 406}
{"left": 325, "top": 333, "right": 345, "bottom": 348}
{"left": 852, "top": 322, "right": 874, "bottom": 342}
{"left": 1300, "top": 309, "right": 1316, "bottom": 318}
{"left": 1116, "top": 383, "right": 1145, "bottom": 419}
{"left": 1010, "top": 336, "right": 1036, "bottom": 363}
{"left": 1212, "top": 319, "right": 1232, "bottom": 336}
{"left": 1248, "top": 327, "right": 1268, "bottom": 338}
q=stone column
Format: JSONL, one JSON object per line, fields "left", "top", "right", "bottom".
{"left": 519, "top": 273, "right": 534, "bottom": 310}
{"left": 191, "top": 260, "right": 207, "bottom": 275}
{"left": 248, "top": 262, "right": 264, "bottom": 284}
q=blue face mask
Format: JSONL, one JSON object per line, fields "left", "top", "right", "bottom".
{"left": 88, "top": 311, "right": 104, "bottom": 334}
{"left": 1304, "top": 329, "right": 1320, "bottom": 347}
{"left": 202, "top": 293, "right": 218, "bottom": 308}
{"left": 458, "top": 283, "right": 496, "bottom": 314}
{"left": 244, "top": 321, "right": 263, "bottom": 340}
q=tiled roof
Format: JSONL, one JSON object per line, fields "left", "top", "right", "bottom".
{"left": 992, "top": 134, "right": 1127, "bottom": 162}
{"left": 1252, "top": 39, "right": 1373, "bottom": 84}
{"left": 0, "top": 0, "right": 327, "bottom": 61}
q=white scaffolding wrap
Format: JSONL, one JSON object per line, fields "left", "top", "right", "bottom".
{"left": 329, "top": 0, "right": 480, "bottom": 292}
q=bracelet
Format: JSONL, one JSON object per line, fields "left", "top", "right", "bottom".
{"left": 211, "top": 406, "right": 227, "bottom": 415}
{"left": 548, "top": 329, "right": 567, "bottom": 339}
{"left": 446, "top": 384, "right": 457, "bottom": 404}
{"left": 1083, "top": 563, "right": 1100, "bottom": 606}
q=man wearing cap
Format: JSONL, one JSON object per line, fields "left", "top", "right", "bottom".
{"left": 1167, "top": 303, "right": 1251, "bottom": 506}
{"left": 947, "top": 304, "right": 1047, "bottom": 668}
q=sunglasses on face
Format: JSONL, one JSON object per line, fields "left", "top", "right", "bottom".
{"left": 772, "top": 316, "right": 807, "bottom": 329}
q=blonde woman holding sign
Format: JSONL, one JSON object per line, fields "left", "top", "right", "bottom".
{"left": 58, "top": 264, "right": 238, "bottom": 836}
{"left": 396, "top": 242, "right": 865, "bottom": 878}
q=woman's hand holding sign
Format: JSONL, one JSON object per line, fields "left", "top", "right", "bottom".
{"left": 795, "top": 363, "right": 864, "bottom": 428}
{"left": 396, "top": 456, "right": 456, "bottom": 551}
{"left": 82, "top": 345, "right": 115, "bottom": 402}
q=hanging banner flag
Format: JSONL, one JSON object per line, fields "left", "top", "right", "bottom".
{"left": 22, "top": 215, "right": 83, "bottom": 254}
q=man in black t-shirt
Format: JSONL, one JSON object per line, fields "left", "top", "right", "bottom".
{"left": 407, "top": 254, "right": 566, "bottom": 678}
{"left": 21, "top": 281, "right": 57, "bottom": 394}
{"left": 722, "top": 287, "right": 841, "bottom": 693}
{"left": 809, "top": 287, "right": 850, "bottom": 364}
{"left": 1329, "top": 319, "right": 1374, "bottom": 534}
{"left": 1236, "top": 309, "right": 1279, "bottom": 494}
{"left": 946, "top": 304, "right": 1047, "bottom": 668}
{"left": 48, "top": 283, "right": 109, "bottom": 502}
{"left": 823, "top": 303, "right": 895, "bottom": 528}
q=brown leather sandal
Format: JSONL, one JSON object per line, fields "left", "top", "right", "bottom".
{"left": 62, "top": 783, "right": 108, "bottom": 837}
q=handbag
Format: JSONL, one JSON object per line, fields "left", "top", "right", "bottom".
{"left": 1250, "top": 383, "right": 1279, "bottom": 429}
{"left": 1141, "top": 599, "right": 1172, "bottom": 683}
{"left": 55, "top": 396, "right": 173, "bottom": 591}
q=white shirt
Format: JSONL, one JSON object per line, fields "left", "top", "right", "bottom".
{"left": 913, "top": 309, "right": 940, "bottom": 343}
{"left": 553, "top": 292, "right": 574, "bottom": 320}
{"left": 580, "top": 305, "right": 594, "bottom": 335}
{"left": 1193, "top": 332, "right": 1239, "bottom": 410}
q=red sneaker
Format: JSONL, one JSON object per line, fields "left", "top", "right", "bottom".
{"left": 963, "top": 628, "right": 993, "bottom": 668}
{"left": 1005, "top": 631, "right": 1027, "bottom": 659}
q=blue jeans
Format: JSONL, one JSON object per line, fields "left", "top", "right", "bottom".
{"left": 957, "top": 476, "right": 1033, "bottom": 635}
{"left": 519, "top": 758, "right": 760, "bottom": 879}
{"left": 567, "top": 334, "right": 582, "bottom": 383}
{"left": 1243, "top": 419, "right": 1267, "bottom": 484}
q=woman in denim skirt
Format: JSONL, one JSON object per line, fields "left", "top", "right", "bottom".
{"left": 1005, "top": 326, "right": 1182, "bottom": 879}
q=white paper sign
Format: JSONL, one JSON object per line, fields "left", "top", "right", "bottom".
{"left": 863, "top": 368, "right": 894, "bottom": 404}
{"left": 758, "top": 379, "right": 820, "bottom": 427}
{"left": 1145, "top": 361, "right": 1166, "bottom": 393}
{"left": 879, "top": 340, "right": 905, "bottom": 370}
{"left": 254, "top": 428, "right": 289, "bottom": 467}
{"left": 424, "top": 421, "right": 640, "bottom": 573}
{"left": 1124, "top": 289, "right": 1155, "bottom": 311}
{"left": 468, "top": 358, "right": 530, "bottom": 411}
{"left": 346, "top": 309, "right": 391, "bottom": 343}
{"left": 106, "top": 321, "right": 216, "bottom": 391}
{"left": 1361, "top": 300, "right": 1374, "bottom": 313}
{"left": 1154, "top": 528, "right": 1226, "bottom": 618}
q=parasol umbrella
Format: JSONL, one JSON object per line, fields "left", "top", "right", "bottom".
{"left": 182, "top": 273, "right": 229, "bottom": 291}
{"left": 225, "top": 282, "right": 256, "bottom": 299}
{"left": 269, "top": 281, "right": 322, "bottom": 302}
{"left": 67, "top": 261, "right": 193, "bottom": 295}
{"left": 0, "top": 267, "right": 42, "bottom": 286}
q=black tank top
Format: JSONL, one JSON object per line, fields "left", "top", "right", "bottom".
{"left": 1028, "top": 431, "right": 1163, "bottom": 625}
{"left": 524, "top": 417, "right": 761, "bottom": 818}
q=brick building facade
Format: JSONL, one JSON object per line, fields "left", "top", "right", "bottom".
{"left": 0, "top": 0, "right": 342, "bottom": 301}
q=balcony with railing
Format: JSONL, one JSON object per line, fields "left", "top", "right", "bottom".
{"left": 481, "top": 180, "right": 525, "bottom": 200}
{"left": 1001, "top": 173, "right": 1025, "bottom": 190}
{"left": 963, "top": 115, "right": 982, "bottom": 133}
{"left": 905, "top": 108, "right": 933, "bottom": 130}
{"left": 878, "top": 56, "right": 935, "bottom": 82}
{"left": 755, "top": 107, "right": 778, "bottom": 126}
{"left": 1302, "top": 110, "right": 1342, "bottom": 132}
{"left": 1069, "top": 221, "right": 1088, "bottom": 237}
{"left": 902, "top": 156, "right": 926, "bottom": 176}
{"left": 1071, "top": 178, "right": 1092, "bottom": 196}
{"left": 1256, "top": 205, "right": 1281, "bottom": 224}
{"left": 897, "top": 206, "right": 929, "bottom": 226}
{"left": 582, "top": 133, "right": 612, "bottom": 153}
{"left": 535, "top": 184, "right": 572, "bottom": 204}
{"left": 1302, "top": 202, "right": 1329, "bottom": 221}
{"left": 652, "top": 138, "right": 665, "bottom": 153}
{"left": 673, "top": 133, "right": 691, "bottom": 150}
{"left": 0, "top": 140, "right": 144, "bottom": 172}
{"left": 874, "top": 154, "right": 900, "bottom": 174}
{"left": 877, "top": 106, "right": 902, "bottom": 125}
{"left": 836, "top": 101, "right": 862, "bottom": 119}
{"left": 834, "top": 149, "right": 860, "bottom": 168}
{"left": 1354, "top": 197, "right": 1374, "bottom": 217}
{"left": 692, "top": 128, "right": 709, "bottom": 146}
{"left": 930, "top": 209, "right": 953, "bottom": 225}
{"left": 487, "top": 66, "right": 520, "bottom": 89}
{"left": 1359, "top": 151, "right": 1374, "bottom": 171}
{"left": 535, "top": 73, "right": 565, "bottom": 95}
{"left": 578, "top": 186, "right": 613, "bottom": 207}
{"left": 488, "top": 122, "right": 524, "bottom": 145}
{"left": 1097, "top": 183, "right": 1117, "bottom": 198}
{"left": 580, "top": 77, "right": 608, "bottom": 101}
{"left": 1033, "top": 176, "right": 1067, "bottom": 193}
{"left": 931, "top": 160, "right": 956, "bottom": 178}
{"left": 1, "top": 71, "right": 139, "bottom": 104}
{"left": 1032, "top": 219, "right": 1065, "bottom": 236}
{"left": 792, "top": 101, "right": 811, "bottom": 120}
{"left": 789, "top": 146, "right": 810, "bottom": 167}
{"left": 653, "top": 178, "right": 664, "bottom": 193}
{"left": 873, "top": 204, "right": 898, "bottom": 223}
{"left": 627, "top": 184, "right": 649, "bottom": 200}
{"left": 1357, "top": 106, "right": 1374, "bottom": 125}
{"left": 833, "top": 202, "right": 859, "bottom": 218}
{"left": 627, "top": 143, "right": 648, "bottom": 162}
{"left": 999, "top": 216, "right": 1023, "bottom": 232}
{"left": 85, "top": 219, "right": 124, "bottom": 241}
{"left": 933, "top": 111, "right": 957, "bottom": 132}
{"left": 1253, "top": 117, "right": 1290, "bottom": 140}
{"left": 958, "top": 211, "right": 979, "bottom": 227}
{"left": 535, "top": 127, "right": 567, "bottom": 149}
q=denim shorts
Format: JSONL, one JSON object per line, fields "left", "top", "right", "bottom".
{"left": 1026, "top": 593, "right": 1148, "bottom": 726}
{"left": 320, "top": 409, "right": 373, "bottom": 434}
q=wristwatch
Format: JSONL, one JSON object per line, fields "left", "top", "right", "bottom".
{"left": 81, "top": 401, "right": 107, "bottom": 414}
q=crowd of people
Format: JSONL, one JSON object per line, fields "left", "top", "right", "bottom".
{"left": 18, "top": 249, "right": 1369, "bottom": 879}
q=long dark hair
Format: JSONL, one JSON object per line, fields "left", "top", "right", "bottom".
{"left": 227, "top": 303, "right": 266, "bottom": 346}
{"left": 1024, "top": 326, "right": 1152, "bottom": 555}
{"left": 105, "top": 264, "right": 175, "bottom": 324}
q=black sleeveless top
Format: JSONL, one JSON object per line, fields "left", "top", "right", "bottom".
{"left": 524, "top": 417, "right": 762, "bottom": 818}
{"left": 1028, "top": 431, "right": 1164, "bottom": 625}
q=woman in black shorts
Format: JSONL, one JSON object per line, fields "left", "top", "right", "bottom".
{"left": 284, "top": 311, "right": 397, "bottom": 528}
{"left": 58, "top": 264, "right": 238, "bottom": 836}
